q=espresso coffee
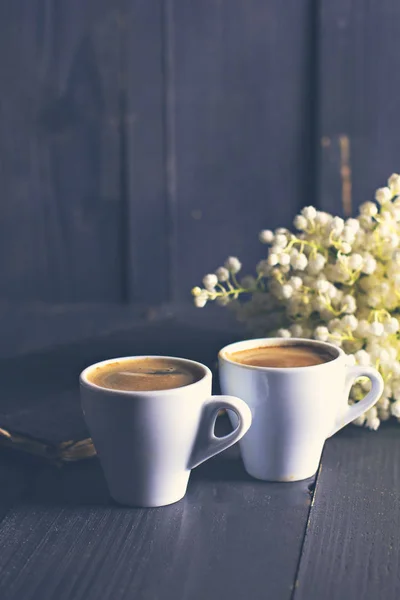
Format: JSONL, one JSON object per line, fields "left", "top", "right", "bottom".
{"left": 88, "top": 358, "right": 203, "bottom": 391}
{"left": 228, "top": 344, "right": 335, "bottom": 369}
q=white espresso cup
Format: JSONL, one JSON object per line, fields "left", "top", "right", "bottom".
{"left": 219, "top": 338, "right": 384, "bottom": 482}
{"left": 80, "top": 356, "right": 252, "bottom": 507}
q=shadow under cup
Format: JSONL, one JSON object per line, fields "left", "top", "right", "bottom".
{"left": 218, "top": 338, "right": 382, "bottom": 482}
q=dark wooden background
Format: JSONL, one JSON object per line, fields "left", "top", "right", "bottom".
{"left": 2, "top": 5, "right": 400, "bottom": 598}
{"left": 1, "top": 0, "right": 400, "bottom": 308}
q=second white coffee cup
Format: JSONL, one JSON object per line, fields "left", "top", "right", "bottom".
{"left": 219, "top": 338, "right": 384, "bottom": 482}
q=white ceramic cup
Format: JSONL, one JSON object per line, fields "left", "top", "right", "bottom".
{"left": 219, "top": 338, "right": 384, "bottom": 482}
{"left": 80, "top": 356, "right": 252, "bottom": 507}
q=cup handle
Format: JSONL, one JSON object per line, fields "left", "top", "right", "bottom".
{"left": 329, "top": 365, "right": 384, "bottom": 437}
{"left": 188, "top": 395, "right": 252, "bottom": 469}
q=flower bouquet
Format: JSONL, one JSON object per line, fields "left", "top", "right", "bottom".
{"left": 192, "top": 174, "right": 400, "bottom": 430}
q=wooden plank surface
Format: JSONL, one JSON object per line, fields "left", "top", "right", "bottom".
{"left": 317, "top": 1, "right": 400, "bottom": 216}
{"left": 0, "top": 438, "right": 312, "bottom": 600}
{"left": 294, "top": 423, "right": 400, "bottom": 600}
{"left": 0, "top": 1, "right": 123, "bottom": 301}
{"left": 1, "top": 313, "right": 400, "bottom": 599}
{"left": 0, "top": 451, "right": 37, "bottom": 523}
{"left": 0, "top": 316, "right": 313, "bottom": 600}
{"left": 169, "top": 0, "right": 315, "bottom": 297}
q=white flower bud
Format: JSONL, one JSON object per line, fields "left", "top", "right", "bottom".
{"left": 281, "top": 284, "right": 293, "bottom": 299}
{"left": 366, "top": 416, "right": 380, "bottom": 430}
{"left": 291, "top": 253, "right": 308, "bottom": 270}
{"left": 307, "top": 253, "right": 326, "bottom": 274}
{"left": 352, "top": 414, "right": 366, "bottom": 427}
{"left": 315, "top": 279, "right": 330, "bottom": 294}
{"left": 256, "top": 260, "right": 270, "bottom": 276}
{"left": 290, "top": 324, "right": 303, "bottom": 337}
{"left": 194, "top": 291, "right": 208, "bottom": 308}
{"left": 361, "top": 254, "right": 377, "bottom": 275}
{"left": 191, "top": 286, "right": 202, "bottom": 297}
{"left": 342, "top": 315, "right": 358, "bottom": 331}
{"left": 293, "top": 215, "right": 308, "bottom": 230}
{"left": 330, "top": 216, "right": 345, "bottom": 234}
{"left": 341, "top": 295, "right": 357, "bottom": 314}
{"left": 346, "top": 218, "right": 360, "bottom": 233}
{"left": 377, "top": 223, "right": 391, "bottom": 237}
{"left": 267, "top": 254, "right": 279, "bottom": 267}
{"left": 278, "top": 253, "right": 291, "bottom": 266}
{"left": 359, "top": 202, "right": 378, "bottom": 217}
{"left": 382, "top": 210, "right": 393, "bottom": 221}
{"left": 314, "top": 326, "right": 330, "bottom": 341}
{"left": 375, "top": 186, "right": 392, "bottom": 205}
{"left": 290, "top": 276, "right": 303, "bottom": 290}
{"left": 203, "top": 274, "right": 218, "bottom": 291}
{"left": 346, "top": 354, "right": 357, "bottom": 366}
{"left": 348, "top": 253, "right": 364, "bottom": 270}
{"left": 378, "top": 408, "right": 391, "bottom": 421}
{"left": 301, "top": 206, "right": 317, "bottom": 220}
{"left": 391, "top": 400, "right": 400, "bottom": 418}
{"left": 326, "top": 283, "right": 339, "bottom": 299}
{"left": 328, "top": 318, "right": 342, "bottom": 332}
{"left": 356, "top": 320, "right": 370, "bottom": 337}
{"left": 378, "top": 396, "right": 390, "bottom": 410}
{"left": 340, "top": 242, "right": 352, "bottom": 254}
{"left": 385, "top": 317, "right": 399, "bottom": 334}
{"left": 315, "top": 212, "right": 331, "bottom": 225}
{"left": 274, "top": 234, "right": 288, "bottom": 249}
{"left": 216, "top": 295, "right": 230, "bottom": 307}
{"left": 225, "top": 256, "right": 242, "bottom": 273}
{"left": 355, "top": 349, "right": 371, "bottom": 366}
{"left": 384, "top": 384, "right": 393, "bottom": 398}
{"left": 370, "top": 321, "right": 384, "bottom": 336}
{"left": 393, "top": 249, "right": 400, "bottom": 265}
{"left": 342, "top": 227, "right": 356, "bottom": 243}
{"left": 215, "top": 266, "right": 230, "bottom": 282}
{"left": 370, "top": 345, "right": 389, "bottom": 363}
{"left": 388, "top": 173, "right": 400, "bottom": 195}
{"left": 259, "top": 229, "right": 274, "bottom": 244}
{"left": 277, "top": 328, "right": 291, "bottom": 338}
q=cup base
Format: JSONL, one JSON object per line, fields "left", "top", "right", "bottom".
{"left": 110, "top": 489, "right": 187, "bottom": 508}
{"left": 244, "top": 466, "right": 318, "bottom": 483}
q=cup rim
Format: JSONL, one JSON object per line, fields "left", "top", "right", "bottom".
{"left": 218, "top": 337, "right": 344, "bottom": 372}
{"left": 80, "top": 355, "right": 211, "bottom": 396}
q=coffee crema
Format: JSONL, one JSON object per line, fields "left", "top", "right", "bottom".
{"left": 87, "top": 358, "right": 203, "bottom": 391}
{"left": 227, "top": 344, "right": 335, "bottom": 369}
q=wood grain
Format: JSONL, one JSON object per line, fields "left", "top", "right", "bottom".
{"left": 0, "top": 443, "right": 313, "bottom": 600}
{"left": 123, "top": 0, "right": 170, "bottom": 303}
{"left": 294, "top": 423, "right": 400, "bottom": 600}
{"left": 0, "top": 451, "right": 37, "bottom": 522}
{"left": 169, "top": 0, "right": 315, "bottom": 298}
{"left": 0, "top": 314, "right": 312, "bottom": 600}
{"left": 0, "top": 1, "right": 123, "bottom": 301}
{"left": 317, "top": 1, "right": 400, "bottom": 216}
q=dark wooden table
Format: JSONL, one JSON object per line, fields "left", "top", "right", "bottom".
{"left": 0, "top": 307, "right": 399, "bottom": 600}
